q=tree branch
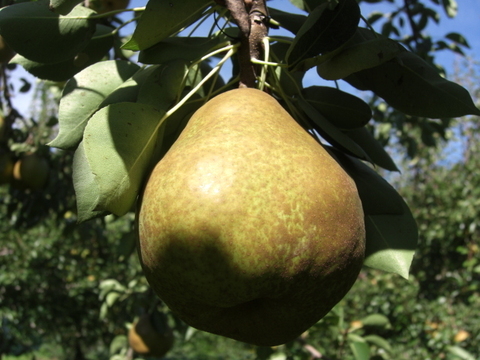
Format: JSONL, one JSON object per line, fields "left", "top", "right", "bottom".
{"left": 223, "top": 0, "right": 269, "bottom": 88}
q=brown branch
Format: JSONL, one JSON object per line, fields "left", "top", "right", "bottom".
{"left": 223, "top": 0, "right": 269, "bottom": 88}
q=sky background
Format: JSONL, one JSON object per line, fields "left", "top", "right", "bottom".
{"left": 8, "top": 0, "right": 480, "bottom": 116}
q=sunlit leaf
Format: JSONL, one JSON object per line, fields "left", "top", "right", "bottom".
{"left": 345, "top": 51, "right": 480, "bottom": 118}
{"left": 83, "top": 102, "right": 165, "bottom": 216}
{"left": 49, "top": 60, "right": 140, "bottom": 150}
{"left": 123, "top": 0, "right": 213, "bottom": 51}
{"left": 138, "top": 35, "right": 229, "bottom": 65}
{"left": 72, "top": 141, "right": 107, "bottom": 222}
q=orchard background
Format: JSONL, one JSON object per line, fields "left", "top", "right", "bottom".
{"left": 0, "top": 0, "right": 479, "bottom": 359}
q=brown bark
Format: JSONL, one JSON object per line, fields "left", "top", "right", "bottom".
{"left": 223, "top": 0, "right": 269, "bottom": 88}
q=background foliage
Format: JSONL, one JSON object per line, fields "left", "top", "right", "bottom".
{"left": 1, "top": 0, "right": 479, "bottom": 359}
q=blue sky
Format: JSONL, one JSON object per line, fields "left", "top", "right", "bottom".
{"left": 8, "top": 0, "right": 480, "bottom": 115}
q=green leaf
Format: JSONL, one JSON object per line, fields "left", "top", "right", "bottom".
{"left": 49, "top": 60, "right": 140, "bottom": 150}
{"left": 123, "top": 0, "right": 213, "bottom": 51}
{"left": 345, "top": 127, "right": 399, "bottom": 171}
{"left": 446, "top": 346, "right": 476, "bottom": 360}
{"left": 363, "top": 334, "right": 392, "bottom": 353}
{"left": 445, "top": 32, "right": 470, "bottom": 48}
{"left": 268, "top": 7, "right": 307, "bottom": 34}
{"left": 345, "top": 51, "right": 480, "bottom": 118}
{"left": 105, "top": 291, "right": 120, "bottom": 307}
{"left": 287, "top": 0, "right": 360, "bottom": 68}
{"left": 11, "top": 24, "right": 114, "bottom": 82}
{"left": 99, "top": 279, "right": 126, "bottom": 299}
{"left": 297, "top": 98, "right": 369, "bottom": 161}
{"left": 83, "top": 102, "right": 165, "bottom": 216}
{"left": 327, "top": 150, "right": 416, "bottom": 277}
{"left": 360, "top": 314, "right": 390, "bottom": 327}
{"left": 72, "top": 141, "right": 107, "bottom": 222}
{"left": 316, "top": 28, "right": 405, "bottom": 80}
{"left": 363, "top": 199, "right": 418, "bottom": 278}
{"left": 302, "top": 86, "right": 372, "bottom": 130}
{"left": 49, "top": 0, "right": 84, "bottom": 15}
{"left": 109, "top": 335, "right": 128, "bottom": 356}
{"left": 137, "top": 60, "right": 189, "bottom": 110}
{"left": 349, "top": 340, "right": 370, "bottom": 360}
{"left": 138, "top": 35, "right": 228, "bottom": 65}
{"left": 329, "top": 149, "right": 403, "bottom": 215}
{"left": 442, "top": 0, "right": 458, "bottom": 17}
{"left": 0, "top": 1, "right": 96, "bottom": 64}
{"left": 288, "top": 0, "right": 330, "bottom": 12}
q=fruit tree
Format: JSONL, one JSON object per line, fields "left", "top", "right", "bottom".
{"left": 0, "top": 0, "right": 478, "bottom": 358}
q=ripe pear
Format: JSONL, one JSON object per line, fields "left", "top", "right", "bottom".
{"left": 128, "top": 314, "right": 174, "bottom": 357}
{"left": 137, "top": 88, "right": 365, "bottom": 346}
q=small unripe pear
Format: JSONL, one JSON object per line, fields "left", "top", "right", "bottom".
{"left": 128, "top": 314, "right": 174, "bottom": 357}
{"left": 13, "top": 153, "right": 49, "bottom": 190}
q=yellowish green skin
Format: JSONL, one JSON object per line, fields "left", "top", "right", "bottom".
{"left": 138, "top": 88, "right": 366, "bottom": 346}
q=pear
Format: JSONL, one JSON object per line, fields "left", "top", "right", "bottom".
{"left": 13, "top": 153, "right": 49, "bottom": 190}
{"left": 137, "top": 88, "right": 365, "bottom": 346}
{"left": 128, "top": 313, "right": 174, "bottom": 357}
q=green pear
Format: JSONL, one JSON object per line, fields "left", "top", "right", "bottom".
{"left": 137, "top": 88, "right": 365, "bottom": 346}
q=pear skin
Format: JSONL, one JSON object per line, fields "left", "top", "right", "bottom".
{"left": 138, "top": 88, "right": 365, "bottom": 346}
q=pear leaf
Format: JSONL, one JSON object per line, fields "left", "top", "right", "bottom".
{"left": 288, "top": 0, "right": 331, "bottom": 13}
{"left": 327, "top": 150, "right": 417, "bottom": 278}
{"left": 287, "top": 0, "right": 360, "bottom": 68}
{"left": 73, "top": 141, "right": 108, "bottom": 222}
{"left": 137, "top": 60, "right": 189, "bottom": 110}
{"left": 302, "top": 86, "right": 371, "bottom": 130}
{"left": 268, "top": 7, "right": 307, "bottom": 35}
{"left": 345, "top": 127, "right": 399, "bottom": 171}
{"left": 49, "top": 60, "right": 140, "bottom": 150}
{"left": 0, "top": 1, "right": 96, "bottom": 64}
{"left": 123, "top": 0, "right": 213, "bottom": 51}
{"left": 360, "top": 314, "right": 390, "bottom": 327}
{"left": 330, "top": 150, "right": 403, "bottom": 215}
{"left": 138, "top": 36, "right": 228, "bottom": 65}
{"left": 11, "top": 24, "right": 114, "bottom": 82}
{"left": 349, "top": 340, "right": 370, "bottom": 360}
{"left": 317, "top": 28, "right": 405, "bottom": 80}
{"left": 83, "top": 102, "right": 165, "bottom": 216}
{"left": 363, "top": 209, "right": 417, "bottom": 279}
{"left": 363, "top": 335, "right": 392, "bottom": 353}
{"left": 49, "top": 0, "right": 84, "bottom": 15}
{"left": 344, "top": 51, "right": 480, "bottom": 118}
{"left": 298, "top": 98, "right": 370, "bottom": 161}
